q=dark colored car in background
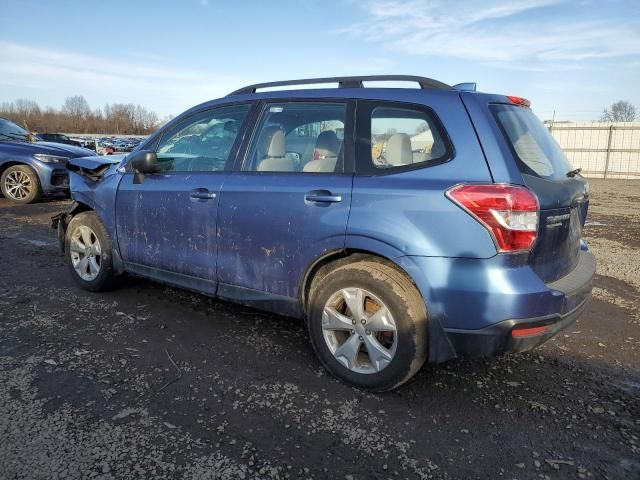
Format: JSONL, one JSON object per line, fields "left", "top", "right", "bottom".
{"left": 0, "top": 118, "right": 94, "bottom": 203}
{"left": 37, "top": 133, "right": 83, "bottom": 147}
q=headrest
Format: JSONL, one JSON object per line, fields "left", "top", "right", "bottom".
{"left": 386, "top": 133, "right": 412, "bottom": 166}
{"left": 223, "top": 121, "right": 237, "bottom": 134}
{"left": 258, "top": 126, "right": 285, "bottom": 158}
{"left": 314, "top": 130, "right": 340, "bottom": 158}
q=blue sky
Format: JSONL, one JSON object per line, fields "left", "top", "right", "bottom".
{"left": 1, "top": 0, "right": 639, "bottom": 121}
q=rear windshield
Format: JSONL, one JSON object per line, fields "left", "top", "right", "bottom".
{"left": 491, "top": 104, "right": 573, "bottom": 179}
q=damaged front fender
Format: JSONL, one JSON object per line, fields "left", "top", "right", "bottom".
{"left": 51, "top": 154, "right": 126, "bottom": 258}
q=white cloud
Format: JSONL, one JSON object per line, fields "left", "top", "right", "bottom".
{"left": 341, "top": 0, "right": 640, "bottom": 68}
{"left": 0, "top": 42, "right": 245, "bottom": 116}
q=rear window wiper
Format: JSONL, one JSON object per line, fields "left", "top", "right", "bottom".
{"left": 566, "top": 168, "right": 582, "bottom": 177}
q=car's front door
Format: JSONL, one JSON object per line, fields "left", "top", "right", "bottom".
{"left": 115, "top": 103, "right": 252, "bottom": 292}
{"left": 216, "top": 100, "right": 355, "bottom": 314}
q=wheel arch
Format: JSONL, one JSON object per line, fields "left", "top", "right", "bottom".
{"left": 300, "top": 248, "right": 459, "bottom": 365}
{"left": 0, "top": 159, "right": 44, "bottom": 181}
{"left": 55, "top": 201, "right": 94, "bottom": 253}
{"left": 0, "top": 160, "right": 30, "bottom": 176}
{"left": 58, "top": 203, "right": 124, "bottom": 274}
{"left": 300, "top": 248, "right": 420, "bottom": 313}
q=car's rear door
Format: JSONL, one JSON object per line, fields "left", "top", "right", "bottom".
{"left": 215, "top": 99, "right": 355, "bottom": 315}
{"left": 115, "top": 103, "right": 253, "bottom": 291}
{"left": 463, "top": 93, "right": 589, "bottom": 284}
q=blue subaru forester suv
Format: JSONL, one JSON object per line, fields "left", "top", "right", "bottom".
{"left": 52, "top": 76, "right": 595, "bottom": 391}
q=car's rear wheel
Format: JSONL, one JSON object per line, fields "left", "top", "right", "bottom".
{"left": 307, "top": 259, "right": 428, "bottom": 391}
{"left": 1, "top": 165, "right": 41, "bottom": 204}
{"left": 65, "top": 211, "right": 115, "bottom": 291}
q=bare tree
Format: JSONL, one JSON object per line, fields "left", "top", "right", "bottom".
{"left": 9, "top": 99, "right": 41, "bottom": 130}
{"left": 61, "top": 96, "right": 91, "bottom": 118}
{"left": 414, "top": 122, "right": 429, "bottom": 135}
{"left": 61, "top": 96, "right": 92, "bottom": 132}
{"left": 600, "top": 100, "right": 637, "bottom": 122}
{"left": 0, "top": 97, "right": 161, "bottom": 135}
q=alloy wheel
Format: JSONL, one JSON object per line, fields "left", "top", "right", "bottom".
{"left": 4, "top": 170, "right": 33, "bottom": 201}
{"left": 321, "top": 287, "right": 398, "bottom": 374}
{"left": 70, "top": 225, "right": 102, "bottom": 281}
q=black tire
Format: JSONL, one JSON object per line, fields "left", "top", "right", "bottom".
{"left": 307, "top": 259, "right": 428, "bottom": 391}
{"left": 65, "top": 211, "right": 116, "bottom": 291}
{"left": 0, "top": 165, "right": 42, "bottom": 204}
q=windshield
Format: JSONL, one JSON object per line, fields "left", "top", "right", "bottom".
{"left": 0, "top": 118, "right": 30, "bottom": 141}
{"left": 491, "top": 104, "right": 573, "bottom": 179}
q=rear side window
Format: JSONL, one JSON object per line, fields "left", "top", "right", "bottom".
{"left": 356, "top": 103, "right": 451, "bottom": 174}
{"left": 244, "top": 102, "right": 347, "bottom": 173}
{"left": 491, "top": 104, "right": 573, "bottom": 179}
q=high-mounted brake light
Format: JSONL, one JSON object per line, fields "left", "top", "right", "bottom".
{"left": 507, "top": 96, "right": 531, "bottom": 107}
{"left": 446, "top": 184, "right": 539, "bottom": 253}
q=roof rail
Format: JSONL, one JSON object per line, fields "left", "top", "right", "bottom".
{"left": 228, "top": 75, "right": 452, "bottom": 96}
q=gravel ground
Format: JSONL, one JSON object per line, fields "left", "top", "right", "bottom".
{"left": 0, "top": 179, "right": 638, "bottom": 479}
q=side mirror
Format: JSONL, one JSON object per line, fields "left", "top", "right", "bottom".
{"left": 129, "top": 150, "right": 158, "bottom": 173}
{"left": 128, "top": 150, "right": 158, "bottom": 184}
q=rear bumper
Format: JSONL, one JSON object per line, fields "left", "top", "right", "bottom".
{"left": 396, "top": 249, "right": 596, "bottom": 362}
{"left": 444, "top": 250, "right": 595, "bottom": 358}
{"left": 445, "top": 298, "right": 589, "bottom": 357}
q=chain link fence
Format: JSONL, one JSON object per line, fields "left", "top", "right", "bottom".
{"left": 545, "top": 121, "right": 640, "bottom": 179}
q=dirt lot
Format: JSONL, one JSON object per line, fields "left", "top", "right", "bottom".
{"left": 0, "top": 179, "right": 638, "bottom": 479}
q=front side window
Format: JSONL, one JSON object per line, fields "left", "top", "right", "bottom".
{"left": 244, "top": 102, "right": 347, "bottom": 173}
{"left": 155, "top": 104, "right": 250, "bottom": 172}
{"left": 369, "top": 106, "right": 449, "bottom": 170}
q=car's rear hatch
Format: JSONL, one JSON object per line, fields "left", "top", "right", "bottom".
{"left": 489, "top": 102, "right": 589, "bottom": 283}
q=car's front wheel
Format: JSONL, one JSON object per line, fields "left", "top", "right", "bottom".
{"left": 1, "top": 165, "right": 42, "bottom": 204}
{"left": 307, "top": 259, "right": 428, "bottom": 391}
{"left": 65, "top": 211, "right": 116, "bottom": 291}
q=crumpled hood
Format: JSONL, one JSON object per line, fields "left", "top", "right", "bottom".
{"left": 0, "top": 139, "right": 94, "bottom": 158}
{"left": 67, "top": 154, "right": 125, "bottom": 182}
{"left": 67, "top": 154, "right": 124, "bottom": 170}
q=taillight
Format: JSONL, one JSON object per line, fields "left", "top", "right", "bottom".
{"left": 507, "top": 96, "right": 531, "bottom": 107}
{"left": 446, "top": 184, "right": 539, "bottom": 253}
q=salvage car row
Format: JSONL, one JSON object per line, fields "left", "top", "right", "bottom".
{"left": 0, "top": 117, "right": 144, "bottom": 203}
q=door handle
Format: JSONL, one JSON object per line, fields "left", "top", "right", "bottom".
{"left": 305, "top": 190, "right": 342, "bottom": 204}
{"left": 190, "top": 188, "right": 217, "bottom": 200}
